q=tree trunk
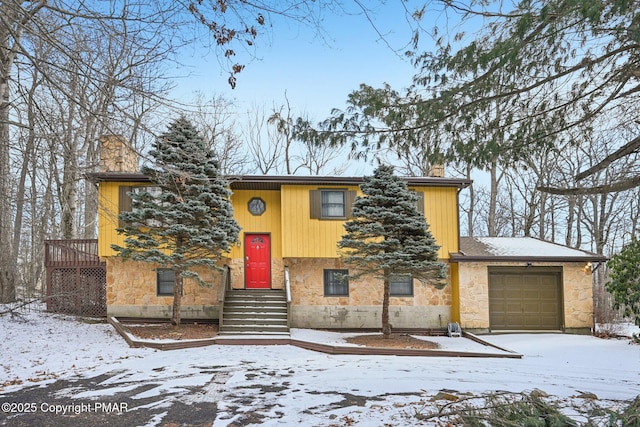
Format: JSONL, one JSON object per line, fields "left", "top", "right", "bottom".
{"left": 83, "top": 129, "right": 99, "bottom": 239}
{"left": 0, "top": 1, "right": 16, "bottom": 302}
{"left": 382, "top": 272, "right": 391, "bottom": 338}
{"left": 172, "top": 271, "right": 182, "bottom": 326}
{"left": 465, "top": 165, "right": 474, "bottom": 236}
{"left": 565, "top": 195, "right": 576, "bottom": 247}
{"left": 487, "top": 162, "right": 499, "bottom": 236}
{"left": 538, "top": 190, "right": 547, "bottom": 240}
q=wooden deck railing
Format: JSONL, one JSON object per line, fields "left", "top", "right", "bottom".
{"left": 45, "top": 239, "right": 101, "bottom": 267}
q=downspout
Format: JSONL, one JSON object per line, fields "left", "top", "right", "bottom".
{"left": 450, "top": 262, "right": 461, "bottom": 324}
{"left": 452, "top": 186, "right": 464, "bottom": 325}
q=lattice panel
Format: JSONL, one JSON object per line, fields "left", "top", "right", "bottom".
{"left": 48, "top": 267, "right": 106, "bottom": 317}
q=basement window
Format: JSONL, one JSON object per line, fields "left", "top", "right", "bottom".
{"left": 157, "top": 269, "right": 175, "bottom": 296}
{"left": 324, "top": 269, "right": 349, "bottom": 296}
{"left": 390, "top": 274, "right": 413, "bottom": 297}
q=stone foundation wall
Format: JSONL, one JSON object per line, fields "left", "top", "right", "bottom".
{"left": 105, "top": 257, "right": 222, "bottom": 319}
{"left": 286, "top": 258, "right": 452, "bottom": 329}
{"left": 457, "top": 261, "right": 594, "bottom": 332}
{"left": 290, "top": 306, "right": 451, "bottom": 329}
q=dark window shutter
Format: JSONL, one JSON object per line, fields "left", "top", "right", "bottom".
{"left": 346, "top": 190, "right": 357, "bottom": 218}
{"left": 415, "top": 191, "right": 424, "bottom": 214}
{"left": 118, "top": 186, "right": 132, "bottom": 227}
{"left": 309, "top": 189, "right": 321, "bottom": 219}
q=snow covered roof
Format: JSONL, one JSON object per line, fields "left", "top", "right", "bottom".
{"left": 452, "top": 237, "right": 607, "bottom": 262}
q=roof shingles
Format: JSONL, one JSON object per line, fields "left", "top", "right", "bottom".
{"left": 453, "top": 237, "right": 607, "bottom": 262}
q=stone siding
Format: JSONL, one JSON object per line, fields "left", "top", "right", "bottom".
{"left": 562, "top": 263, "right": 594, "bottom": 329}
{"left": 106, "top": 257, "right": 222, "bottom": 319}
{"left": 457, "top": 261, "right": 593, "bottom": 333}
{"left": 98, "top": 135, "right": 139, "bottom": 173}
{"left": 286, "top": 258, "right": 452, "bottom": 329}
{"left": 457, "top": 262, "right": 491, "bottom": 330}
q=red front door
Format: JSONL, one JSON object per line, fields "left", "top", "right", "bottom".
{"left": 245, "top": 234, "right": 271, "bottom": 289}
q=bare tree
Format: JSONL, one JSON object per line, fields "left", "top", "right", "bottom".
{"left": 270, "top": 94, "right": 347, "bottom": 175}
{"left": 244, "top": 104, "right": 285, "bottom": 174}
{"left": 1, "top": 1, "right": 175, "bottom": 301}
{"left": 0, "top": 0, "right": 423, "bottom": 302}
{"left": 451, "top": 163, "right": 476, "bottom": 237}
{"left": 189, "top": 93, "right": 250, "bottom": 175}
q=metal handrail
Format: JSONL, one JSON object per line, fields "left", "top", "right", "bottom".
{"left": 284, "top": 265, "right": 291, "bottom": 328}
{"left": 284, "top": 266, "right": 291, "bottom": 303}
{"left": 218, "top": 265, "right": 231, "bottom": 328}
{"left": 219, "top": 265, "right": 230, "bottom": 303}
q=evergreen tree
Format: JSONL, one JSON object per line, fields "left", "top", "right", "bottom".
{"left": 112, "top": 116, "right": 240, "bottom": 326}
{"left": 313, "top": 0, "right": 640, "bottom": 195}
{"left": 606, "top": 236, "right": 640, "bottom": 327}
{"left": 338, "top": 165, "right": 447, "bottom": 338}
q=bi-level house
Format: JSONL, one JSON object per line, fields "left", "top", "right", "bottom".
{"left": 88, "top": 135, "right": 604, "bottom": 335}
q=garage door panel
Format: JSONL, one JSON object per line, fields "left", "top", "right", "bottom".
{"left": 523, "top": 302, "right": 541, "bottom": 312}
{"left": 524, "top": 315, "right": 543, "bottom": 327}
{"left": 540, "top": 302, "right": 559, "bottom": 313}
{"left": 506, "top": 303, "right": 522, "bottom": 312}
{"left": 491, "top": 314, "right": 506, "bottom": 326}
{"left": 505, "top": 289, "right": 523, "bottom": 299}
{"left": 489, "top": 268, "right": 562, "bottom": 331}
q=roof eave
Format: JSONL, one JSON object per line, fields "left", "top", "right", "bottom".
{"left": 226, "top": 175, "right": 471, "bottom": 188}
{"left": 86, "top": 173, "right": 472, "bottom": 189}
{"left": 85, "top": 172, "right": 149, "bottom": 183}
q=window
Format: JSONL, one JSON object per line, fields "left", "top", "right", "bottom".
{"left": 324, "top": 269, "right": 349, "bottom": 296}
{"left": 412, "top": 191, "right": 425, "bottom": 214}
{"left": 157, "top": 269, "right": 175, "bottom": 296}
{"left": 248, "top": 197, "right": 266, "bottom": 216}
{"left": 390, "top": 274, "right": 413, "bottom": 296}
{"left": 321, "top": 190, "right": 345, "bottom": 218}
{"left": 119, "top": 185, "right": 163, "bottom": 227}
{"left": 310, "top": 189, "right": 356, "bottom": 219}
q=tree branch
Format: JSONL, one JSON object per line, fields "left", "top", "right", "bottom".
{"left": 574, "top": 135, "right": 640, "bottom": 181}
{"left": 538, "top": 176, "right": 640, "bottom": 195}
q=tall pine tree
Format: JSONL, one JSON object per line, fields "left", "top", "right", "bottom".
{"left": 606, "top": 236, "right": 640, "bottom": 327}
{"left": 339, "top": 165, "right": 446, "bottom": 338}
{"left": 112, "top": 116, "right": 240, "bottom": 326}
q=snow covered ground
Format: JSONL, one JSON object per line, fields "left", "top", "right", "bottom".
{"left": 1, "top": 304, "right": 639, "bottom": 426}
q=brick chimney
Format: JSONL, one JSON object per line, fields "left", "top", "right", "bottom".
{"left": 98, "top": 135, "right": 139, "bottom": 173}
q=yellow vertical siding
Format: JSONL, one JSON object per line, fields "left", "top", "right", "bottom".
{"left": 281, "top": 185, "right": 355, "bottom": 258}
{"left": 281, "top": 185, "right": 460, "bottom": 258}
{"left": 229, "top": 190, "right": 282, "bottom": 259}
{"left": 97, "top": 181, "right": 460, "bottom": 261}
{"left": 97, "top": 181, "right": 126, "bottom": 257}
{"left": 413, "top": 186, "right": 460, "bottom": 258}
{"left": 97, "top": 184, "right": 283, "bottom": 259}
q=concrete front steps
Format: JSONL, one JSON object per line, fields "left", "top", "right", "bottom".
{"left": 218, "top": 289, "right": 289, "bottom": 336}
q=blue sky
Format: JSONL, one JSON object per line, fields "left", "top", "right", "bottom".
{"left": 173, "top": 2, "right": 433, "bottom": 121}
